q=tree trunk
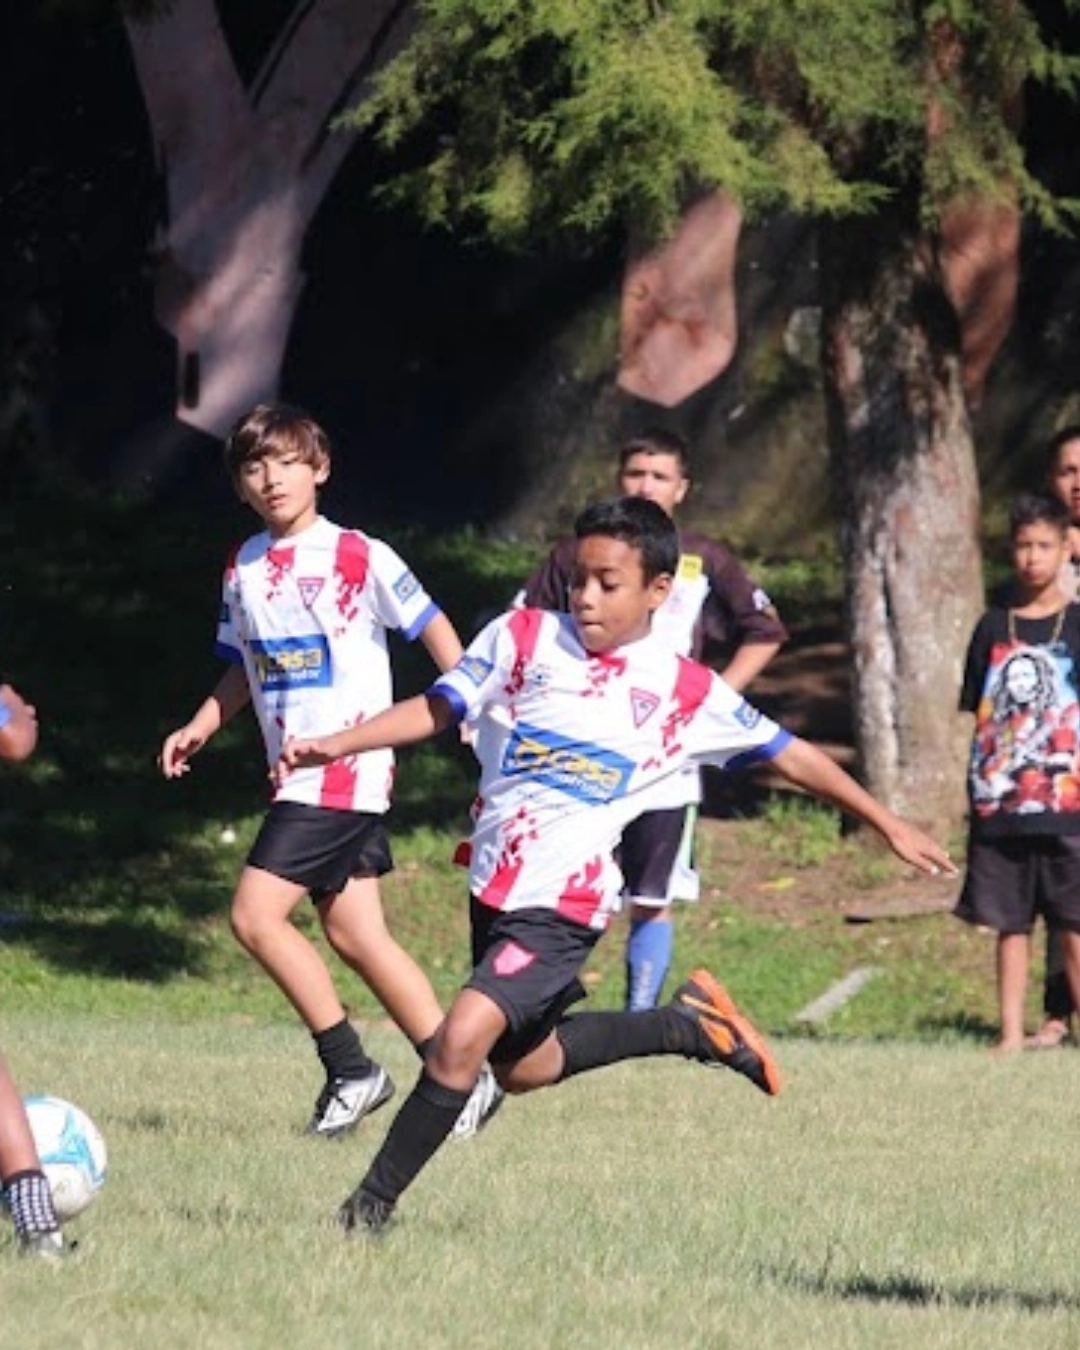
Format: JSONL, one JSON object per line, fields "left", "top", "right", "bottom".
{"left": 124, "top": 0, "right": 412, "bottom": 439}
{"left": 819, "top": 216, "right": 984, "bottom": 831}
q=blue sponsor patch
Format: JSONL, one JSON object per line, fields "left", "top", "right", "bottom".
{"left": 457, "top": 654, "right": 493, "bottom": 687}
{"left": 250, "top": 635, "right": 331, "bottom": 692}
{"left": 501, "top": 722, "right": 634, "bottom": 804}
{"left": 733, "top": 699, "right": 762, "bottom": 730}
{"left": 393, "top": 570, "right": 421, "bottom": 605}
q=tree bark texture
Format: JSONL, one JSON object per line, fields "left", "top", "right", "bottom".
{"left": 820, "top": 217, "right": 984, "bottom": 830}
{"left": 124, "top": 0, "right": 412, "bottom": 438}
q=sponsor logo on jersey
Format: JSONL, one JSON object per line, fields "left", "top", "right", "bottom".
{"left": 630, "top": 688, "right": 660, "bottom": 727}
{"left": 250, "top": 635, "right": 331, "bottom": 691}
{"left": 733, "top": 699, "right": 761, "bottom": 729}
{"left": 677, "top": 554, "right": 704, "bottom": 580}
{"left": 297, "top": 577, "right": 325, "bottom": 609}
{"left": 458, "top": 654, "right": 493, "bottom": 687}
{"left": 502, "top": 722, "right": 633, "bottom": 804}
{"left": 393, "top": 569, "right": 421, "bottom": 604}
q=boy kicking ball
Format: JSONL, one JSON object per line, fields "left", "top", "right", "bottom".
{"left": 279, "top": 497, "right": 954, "bottom": 1235}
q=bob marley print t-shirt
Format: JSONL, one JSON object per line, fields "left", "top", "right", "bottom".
{"left": 961, "top": 604, "right": 1080, "bottom": 837}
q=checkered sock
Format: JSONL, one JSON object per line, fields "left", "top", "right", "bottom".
{"left": 4, "top": 1170, "right": 61, "bottom": 1238}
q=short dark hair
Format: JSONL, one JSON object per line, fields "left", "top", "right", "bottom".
{"left": 1047, "top": 424, "right": 1080, "bottom": 472}
{"left": 1010, "top": 492, "right": 1070, "bottom": 538}
{"left": 573, "top": 497, "right": 679, "bottom": 582}
{"left": 224, "top": 402, "right": 330, "bottom": 485}
{"left": 618, "top": 428, "right": 691, "bottom": 478}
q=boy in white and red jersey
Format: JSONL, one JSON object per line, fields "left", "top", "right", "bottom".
{"left": 280, "top": 496, "right": 955, "bottom": 1237}
{"left": 160, "top": 404, "right": 501, "bottom": 1141}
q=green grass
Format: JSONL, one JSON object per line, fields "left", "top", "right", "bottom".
{"left": 3, "top": 1016, "right": 1080, "bottom": 1348}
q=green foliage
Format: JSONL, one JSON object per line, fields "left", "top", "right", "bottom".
{"left": 341, "top": 0, "right": 1080, "bottom": 246}
{"left": 758, "top": 794, "right": 844, "bottom": 868}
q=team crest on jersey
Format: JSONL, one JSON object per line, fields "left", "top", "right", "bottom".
{"left": 297, "top": 577, "right": 324, "bottom": 609}
{"left": 393, "top": 569, "right": 421, "bottom": 604}
{"left": 677, "top": 554, "right": 704, "bottom": 580}
{"left": 733, "top": 699, "right": 761, "bottom": 729}
{"left": 630, "top": 688, "right": 660, "bottom": 727}
{"left": 250, "top": 635, "right": 331, "bottom": 691}
{"left": 502, "top": 722, "right": 634, "bottom": 804}
{"left": 458, "top": 654, "right": 493, "bottom": 687}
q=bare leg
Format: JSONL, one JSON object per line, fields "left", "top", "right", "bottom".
{"left": 996, "top": 932, "right": 1030, "bottom": 1054}
{"left": 1030, "top": 925, "right": 1072, "bottom": 1046}
{"left": 230, "top": 866, "right": 345, "bottom": 1032}
{"left": 0, "top": 1050, "right": 40, "bottom": 1181}
{"left": 1058, "top": 929, "right": 1080, "bottom": 1034}
{"left": 318, "top": 877, "right": 444, "bottom": 1046}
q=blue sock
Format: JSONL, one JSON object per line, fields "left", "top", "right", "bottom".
{"left": 625, "top": 915, "right": 673, "bottom": 1011}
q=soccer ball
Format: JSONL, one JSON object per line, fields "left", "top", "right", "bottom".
{"left": 23, "top": 1095, "right": 107, "bottom": 1222}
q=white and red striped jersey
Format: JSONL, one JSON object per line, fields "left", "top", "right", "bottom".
{"left": 433, "top": 608, "right": 790, "bottom": 930}
{"left": 216, "top": 516, "right": 440, "bottom": 812}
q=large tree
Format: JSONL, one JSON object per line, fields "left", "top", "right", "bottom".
{"left": 344, "top": 0, "right": 1080, "bottom": 826}
{"left": 122, "top": 0, "right": 412, "bottom": 438}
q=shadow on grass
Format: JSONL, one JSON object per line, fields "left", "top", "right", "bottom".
{"left": 765, "top": 1260, "right": 1080, "bottom": 1315}
{"left": 916, "top": 1013, "right": 1001, "bottom": 1044}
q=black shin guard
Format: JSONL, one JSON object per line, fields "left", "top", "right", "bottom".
{"left": 556, "top": 1006, "right": 696, "bottom": 1081}
{"left": 361, "top": 1071, "right": 470, "bottom": 1206}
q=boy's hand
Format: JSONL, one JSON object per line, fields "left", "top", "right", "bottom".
{"left": 884, "top": 820, "right": 958, "bottom": 877}
{"left": 160, "top": 724, "right": 207, "bottom": 778}
{"left": 279, "top": 736, "right": 336, "bottom": 771}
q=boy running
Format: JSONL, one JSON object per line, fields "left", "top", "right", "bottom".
{"left": 160, "top": 403, "right": 500, "bottom": 1140}
{"left": 280, "top": 496, "right": 953, "bottom": 1235}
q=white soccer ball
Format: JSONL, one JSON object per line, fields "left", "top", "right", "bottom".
{"left": 23, "top": 1095, "right": 107, "bottom": 1221}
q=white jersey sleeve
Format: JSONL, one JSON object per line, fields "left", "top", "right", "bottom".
{"left": 366, "top": 538, "right": 440, "bottom": 642}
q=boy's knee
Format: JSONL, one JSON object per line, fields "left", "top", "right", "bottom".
{"left": 229, "top": 905, "right": 265, "bottom": 952}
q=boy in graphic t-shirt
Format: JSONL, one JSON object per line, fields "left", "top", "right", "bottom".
{"left": 954, "top": 492, "right": 1080, "bottom": 1054}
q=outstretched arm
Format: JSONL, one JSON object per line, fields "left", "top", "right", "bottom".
{"left": 771, "top": 737, "right": 957, "bottom": 876}
{"left": 280, "top": 692, "right": 457, "bottom": 773}
{"left": 160, "top": 663, "right": 251, "bottom": 778}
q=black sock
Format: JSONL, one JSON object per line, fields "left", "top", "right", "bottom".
{"left": 4, "top": 1170, "right": 61, "bottom": 1237}
{"left": 360, "top": 1070, "right": 470, "bottom": 1206}
{"left": 314, "top": 1017, "right": 373, "bottom": 1081}
{"left": 556, "top": 1007, "right": 697, "bottom": 1081}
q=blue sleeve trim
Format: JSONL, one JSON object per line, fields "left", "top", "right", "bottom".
{"left": 428, "top": 680, "right": 468, "bottom": 725}
{"left": 402, "top": 602, "right": 440, "bottom": 642}
{"left": 0, "top": 701, "right": 10, "bottom": 731}
{"left": 724, "top": 727, "right": 792, "bottom": 773}
{"left": 214, "top": 640, "right": 244, "bottom": 665}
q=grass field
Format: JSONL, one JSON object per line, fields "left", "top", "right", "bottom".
{"left": 2, "top": 1014, "right": 1080, "bottom": 1349}
{"left": 1, "top": 495, "right": 1074, "bottom": 1344}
